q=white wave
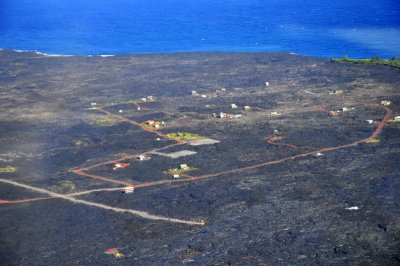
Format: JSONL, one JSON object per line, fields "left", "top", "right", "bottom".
{"left": 100, "top": 55, "right": 114, "bottom": 57}
{"left": 34, "top": 51, "right": 73, "bottom": 57}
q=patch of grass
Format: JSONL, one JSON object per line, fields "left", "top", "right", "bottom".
{"left": 166, "top": 132, "right": 206, "bottom": 141}
{"left": 58, "top": 180, "right": 76, "bottom": 192}
{"left": 367, "top": 138, "right": 381, "bottom": 143}
{"left": 0, "top": 166, "right": 17, "bottom": 173}
{"left": 166, "top": 166, "right": 196, "bottom": 175}
{"left": 93, "top": 118, "right": 118, "bottom": 125}
{"left": 331, "top": 56, "right": 400, "bottom": 69}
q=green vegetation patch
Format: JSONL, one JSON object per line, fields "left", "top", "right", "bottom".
{"left": 0, "top": 166, "right": 17, "bottom": 173}
{"left": 58, "top": 180, "right": 76, "bottom": 192}
{"left": 92, "top": 118, "right": 118, "bottom": 125}
{"left": 387, "top": 119, "right": 400, "bottom": 125}
{"left": 331, "top": 56, "right": 400, "bottom": 69}
{"left": 166, "top": 132, "right": 206, "bottom": 141}
{"left": 166, "top": 166, "right": 196, "bottom": 175}
{"left": 367, "top": 138, "right": 381, "bottom": 143}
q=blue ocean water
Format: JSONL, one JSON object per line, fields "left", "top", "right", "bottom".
{"left": 0, "top": 0, "right": 399, "bottom": 57}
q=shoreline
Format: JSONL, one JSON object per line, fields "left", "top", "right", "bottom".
{"left": 0, "top": 48, "right": 333, "bottom": 59}
{"left": 1, "top": 48, "right": 396, "bottom": 60}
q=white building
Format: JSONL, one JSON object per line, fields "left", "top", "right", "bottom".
{"left": 122, "top": 186, "right": 134, "bottom": 194}
{"left": 231, "top": 104, "right": 238, "bottom": 109}
{"left": 180, "top": 164, "right": 189, "bottom": 170}
{"left": 268, "top": 111, "right": 281, "bottom": 116}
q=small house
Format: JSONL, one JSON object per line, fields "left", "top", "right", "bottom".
{"left": 91, "top": 102, "right": 97, "bottom": 106}
{"left": 145, "top": 120, "right": 155, "bottom": 125}
{"left": 244, "top": 106, "right": 251, "bottom": 110}
{"left": 141, "top": 98, "right": 147, "bottom": 102}
{"left": 366, "top": 119, "right": 374, "bottom": 124}
{"left": 201, "top": 94, "right": 207, "bottom": 98}
{"left": 122, "top": 186, "right": 134, "bottom": 194}
{"left": 314, "top": 152, "right": 323, "bottom": 157}
{"left": 118, "top": 110, "right": 123, "bottom": 113}
{"left": 335, "top": 89, "right": 344, "bottom": 94}
{"left": 147, "top": 96, "right": 154, "bottom": 100}
{"left": 394, "top": 116, "right": 400, "bottom": 121}
{"left": 231, "top": 104, "right": 238, "bottom": 109}
{"left": 137, "top": 155, "right": 146, "bottom": 161}
{"left": 173, "top": 174, "right": 180, "bottom": 179}
{"left": 137, "top": 107, "right": 141, "bottom": 111}
{"left": 268, "top": 111, "right": 280, "bottom": 116}
{"left": 213, "top": 112, "right": 226, "bottom": 118}
{"left": 265, "top": 82, "right": 269, "bottom": 87}
{"left": 156, "top": 137, "right": 161, "bottom": 141}
{"left": 221, "top": 88, "right": 226, "bottom": 91}
{"left": 153, "top": 123, "right": 160, "bottom": 129}
{"left": 330, "top": 111, "right": 339, "bottom": 116}
{"left": 191, "top": 90, "right": 198, "bottom": 96}
{"left": 340, "top": 107, "right": 348, "bottom": 112}
{"left": 273, "top": 129, "right": 279, "bottom": 133}
{"left": 180, "top": 164, "right": 189, "bottom": 170}
{"left": 381, "top": 100, "right": 391, "bottom": 106}
{"left": 113, "top": 163, "right": 130, "bottom": 170}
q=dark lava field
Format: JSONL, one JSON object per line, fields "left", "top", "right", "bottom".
{"left": 0, "top": 50, "right": 399, "bottom": 265}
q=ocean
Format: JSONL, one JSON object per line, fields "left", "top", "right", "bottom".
{"left": 0, "top": 0, "right": 399, "bottom": 58}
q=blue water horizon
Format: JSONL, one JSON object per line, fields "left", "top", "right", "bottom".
{"left": 1, "top": 0, "right": 399, "bottom": 58}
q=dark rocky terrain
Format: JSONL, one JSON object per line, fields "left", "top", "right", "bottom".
{"left": 0, "top": 50, "right": 399, "bottom": 265}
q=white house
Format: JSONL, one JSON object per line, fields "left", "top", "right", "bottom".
{"left": 122, "top": 186, "right": 134, "bottom": 194}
